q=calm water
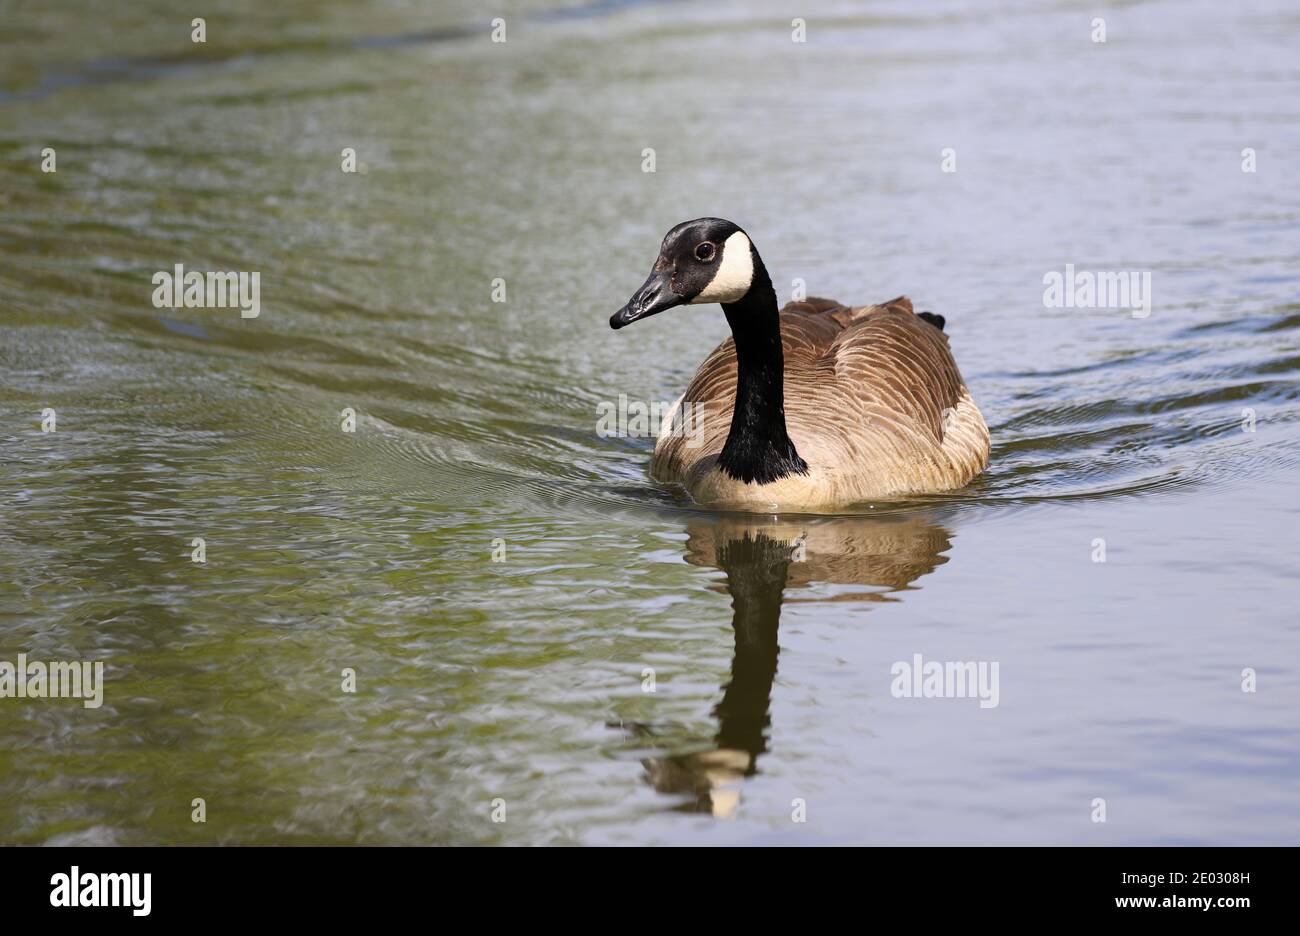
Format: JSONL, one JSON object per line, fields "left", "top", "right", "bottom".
{"left": 1, "top": 0, "right": 1298, "bottom": 845}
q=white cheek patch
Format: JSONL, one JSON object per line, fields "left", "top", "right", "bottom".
{"left": 691, "top": 231, "right": 754, "bottom": 304}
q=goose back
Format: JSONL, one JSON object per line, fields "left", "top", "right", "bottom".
{"left": 652, "top": 296, "right": 990, "bottom": 508}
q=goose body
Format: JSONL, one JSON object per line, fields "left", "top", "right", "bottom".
{"left": 612, "top": 219, "right": 989, "bottom": 511}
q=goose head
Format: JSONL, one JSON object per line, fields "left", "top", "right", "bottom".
{"left": 610, "top": 217, "right": 756, "bottom": 329}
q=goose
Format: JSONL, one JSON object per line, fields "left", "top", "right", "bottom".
{"left": 610, "top": 218, "right": 990, "bottom": 510}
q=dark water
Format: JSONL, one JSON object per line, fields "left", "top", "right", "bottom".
{"left": 1, "top": 0, "right": 1298, "bottom": 844}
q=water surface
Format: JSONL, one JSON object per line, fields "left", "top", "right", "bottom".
{"left": 2, "top": 0, "right": 1299, "bottom": 844}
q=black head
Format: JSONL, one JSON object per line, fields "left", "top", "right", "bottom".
{"left": 610, "top": 218, "right": 756, "bottom": 329}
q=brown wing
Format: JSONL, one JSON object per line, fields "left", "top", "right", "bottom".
{"left": 819, "top": 297, "right": 964, "bottom": 447}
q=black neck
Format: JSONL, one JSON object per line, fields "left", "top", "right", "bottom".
{"left": 716, "top": 250, "right": 808, "bottom": 485}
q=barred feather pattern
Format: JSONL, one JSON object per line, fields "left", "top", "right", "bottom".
{"left": 651, "top": 296, "right": 990, "bottom": 509}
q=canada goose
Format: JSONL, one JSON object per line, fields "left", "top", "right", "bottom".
{"left": 610, "top": 218, "right": 990, "bottom": 510}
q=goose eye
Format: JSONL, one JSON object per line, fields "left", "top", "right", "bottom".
{"left": 694, "top": 242, "right": 716, "bottom": 262}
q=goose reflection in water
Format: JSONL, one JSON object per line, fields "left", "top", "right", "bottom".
{"left": 639, "top": 514, "right": 953, "bottom": 817}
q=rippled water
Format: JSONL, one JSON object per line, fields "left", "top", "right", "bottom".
{"left": 2, "top": 0, "right": 1298, "bottom": 844}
